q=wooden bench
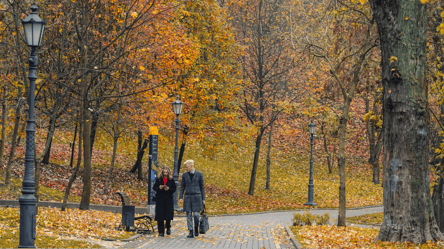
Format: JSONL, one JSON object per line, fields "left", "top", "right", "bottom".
{"left": 114, "top": 191, "right": 154, "bottom": 234}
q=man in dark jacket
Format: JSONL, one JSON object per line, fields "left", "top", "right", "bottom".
{"left": 179, "top": 159, "right": 205, "bottom": 238}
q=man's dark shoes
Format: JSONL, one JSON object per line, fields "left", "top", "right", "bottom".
{"left": 187, "top": 230, "right": 194, "bottom": 238}
{"left": 194, "top": 225, "right": 199, "bottom": 237}
{"left": 166, "top": 228, "right": 171, "bottom": 235}
{"left": 159, "top": 233, "right": 164, "bottom": 237}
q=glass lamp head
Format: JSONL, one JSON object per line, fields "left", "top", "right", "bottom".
{"left": 21, "top": 4, "right": 46, "bottom": 47}
{"left": 308, "top": 120, "right": 316, "bottom": 135}
{"left": 172, "top": 95, "right": 183, "bottom": 115}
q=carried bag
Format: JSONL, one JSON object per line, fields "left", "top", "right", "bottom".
{"left": 199, "top": 204, "right": 209, "bottom": 234}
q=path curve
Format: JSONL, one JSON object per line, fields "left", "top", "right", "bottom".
{"left": 119, "top": 206, "right": 383, "bottom": 249}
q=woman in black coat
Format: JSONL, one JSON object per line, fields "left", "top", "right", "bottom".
{"left": 153, "top": 166, "right": 176, "bottom": 236}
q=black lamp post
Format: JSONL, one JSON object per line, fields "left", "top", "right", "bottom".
{"left": 19, "top": 3, "right": 45, "bottom": 248}
{"left": 304, "top": 120, "right": 317, "bottom": 206}
{"left": 172, "top": 95, "right": 183, "bottom": 211}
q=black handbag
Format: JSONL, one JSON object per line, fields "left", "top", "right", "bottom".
{"left": 199, "top": 204, "right": 209, "bottom": 234}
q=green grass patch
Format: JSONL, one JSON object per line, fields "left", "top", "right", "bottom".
{"left": 0, "top": 227, "right": 101, "bottom": 248}
{"left": 169, "top": 143, "right": 383, "bottom": 213}
{"left": 0, "top": 171, "right": 24, "bottom": 199}
{"left": 347, "top": 212, "right": 383, "bottom": 226}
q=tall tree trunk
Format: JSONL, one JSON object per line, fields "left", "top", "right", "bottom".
{"left": 363, "top": 93, "right": 383, "bottom": 184}
{"left": 431, "top": 2, "right": 444, "bottom": 233}
{"left": 89, "top": 111, "right": 99, "bottom": 155}
{"left": 248, "top": 131, "right": 264, "bottom": 195}
{"left": 62, "top": 122, "right": 82, "bottom": 211}
{"left": 178, "top": 142, "right": 186, "bottom": 174}
{"left": 0, "top": 96, "right": 8, "bottom": 168}
{"left": 80, "top": 105, "right": 92, "bottom": 210}
{"left": 432, "top": 170, "right": 444, "bottom": 232}
{"left": 369, "top": 133, "right": 383, "bottom": 185}
{"left": 328, "top": 18, "right": 372, "bottom": 226}
{"left": 320, "top": 120, "right": 332, "bottom": 174}
{"left": 370, "top": 0, "right": 444, "bottom": 242}
{"left": 69, "top": 123, "right": 78, "bottom": 168}
{"left": 265, "top": 123, "right": 273, "bottom": 190}
{"left": 34, "top": 111, "right": 58, "bottom": 212}
{"left": 130, "top": 130, "right": 143, "bottom": 173}
{"left": 4, "top": 95, "right": 22, "bottom": 187}
{"left": 130, "top": 130, "right": 148, "bottom": 180}
{"left": 104, "top": 136, "right": 118, "bottom": 195}
{"left": 177, "top": 126, "right": 188, "bottom": 174}
{"left": 337, "top": 100, "right": 352, "bottom": 227}
{"left": 42, "top": 127, "right": 52, "bottom": 165}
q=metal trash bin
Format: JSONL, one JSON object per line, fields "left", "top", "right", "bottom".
{"left": 122, "top": 205, "right": 135, "bottom": 231}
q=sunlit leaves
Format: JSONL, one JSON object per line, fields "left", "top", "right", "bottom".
{"left": 0, "top": 206, "right": 133, "bottom": 241}
{"left": 437, "top": 22, "right": 444, "bottom": 35}
{"left": 292, "top": 224, "right": 444, "bottom": 248}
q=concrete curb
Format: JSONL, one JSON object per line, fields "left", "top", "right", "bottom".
{"left": 1, "top": 199, "right": 382, "bottom": 217}
{"left": 103, "top": 233, "right": 143, "bottom": 242}
{"left": 176, "top": 205, "right": 384, "bottom": 217}
{"left": 0, "top": 199, "right": 149, "bottom": 214}
{"left": 285, "top": 226, "right": 303, "bottom": 249}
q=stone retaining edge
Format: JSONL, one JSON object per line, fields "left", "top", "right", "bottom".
{"left": 0, "top": 200, "right": 149, "bottom": 214}
{"left": 1, "top": 199, "right": 382, "bottom": 217}
{"left": 285, "top": 225, "right": 303, "bottom": 249}
{"left": 176, "top": 205, "right": 384, "bottom": 217}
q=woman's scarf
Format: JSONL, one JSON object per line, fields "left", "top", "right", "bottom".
{"left": 163, "top": 177, "right": 167, "bottom": 185}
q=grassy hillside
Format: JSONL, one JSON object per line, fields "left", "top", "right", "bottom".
{"left": 0, "top": 127, "right": 383, "bottom": 214}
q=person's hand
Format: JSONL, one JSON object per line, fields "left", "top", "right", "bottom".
{"left": 164, "top": 186, "right": 169, "bottom": 191}
{"left": 202, "top": 201, "right": 205, "bottom": 205}
{"left": 159, "top": 185, "right": 163, "bottom": 190}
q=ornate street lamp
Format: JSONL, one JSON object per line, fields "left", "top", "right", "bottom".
{"left": 19, "top": 3, "right": 46, "bottom": 248}
{"left": 172, "top": 95, "right": 183, "bottom": 211}
{"left": 304, "top": 120, "right": 317, "bottom": 206}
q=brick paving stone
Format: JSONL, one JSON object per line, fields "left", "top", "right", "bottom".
{"left": 118, "top": 206, "right": 383, "bottom": 249}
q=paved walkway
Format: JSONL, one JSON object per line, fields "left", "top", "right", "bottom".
{"left": 117, "top": 206, "right": 383, "bottom": 249}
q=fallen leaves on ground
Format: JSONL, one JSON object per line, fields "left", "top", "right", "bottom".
{"left": 1, "top": 206, "right": 134, "bottom": 240}
{"left": 1, "top": 136, "right": 383, "bottom": 216}
{"left": 292, "top": 225, "right": 444, "bottom": 248}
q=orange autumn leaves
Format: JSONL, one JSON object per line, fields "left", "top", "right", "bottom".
{"left": 293, "top": 225, "right": 444, "bottom": 248}
{"left": 0, "top": 206, "right": 130, "bottom": 240}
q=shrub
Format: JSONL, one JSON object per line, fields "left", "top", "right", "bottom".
{"left": 292, "top": 212, "right": 330, "bottom": 226}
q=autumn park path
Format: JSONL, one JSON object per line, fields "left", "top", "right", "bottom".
{"left": 117, "top": 206, "right": 383, "bottom": 249}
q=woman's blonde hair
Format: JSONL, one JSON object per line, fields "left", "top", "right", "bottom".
{"left": 158, "top": 166, "right": 173, "bottom": 180}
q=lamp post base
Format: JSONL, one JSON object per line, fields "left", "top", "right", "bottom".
{"left": 19, "top": 194, "right": 37, "bottom": 248}
{"left": 173, "top": 179, "right": 180, "bottom": 210}
{"left": 304, "top": 183, "right": 316, "bottom": 206}
{"left": 303, "top": 201, "right": 318, "bottom": 206}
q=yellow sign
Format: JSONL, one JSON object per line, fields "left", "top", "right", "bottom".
{"left": 149, "top": 126, "right": 159, "bottom": 135}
